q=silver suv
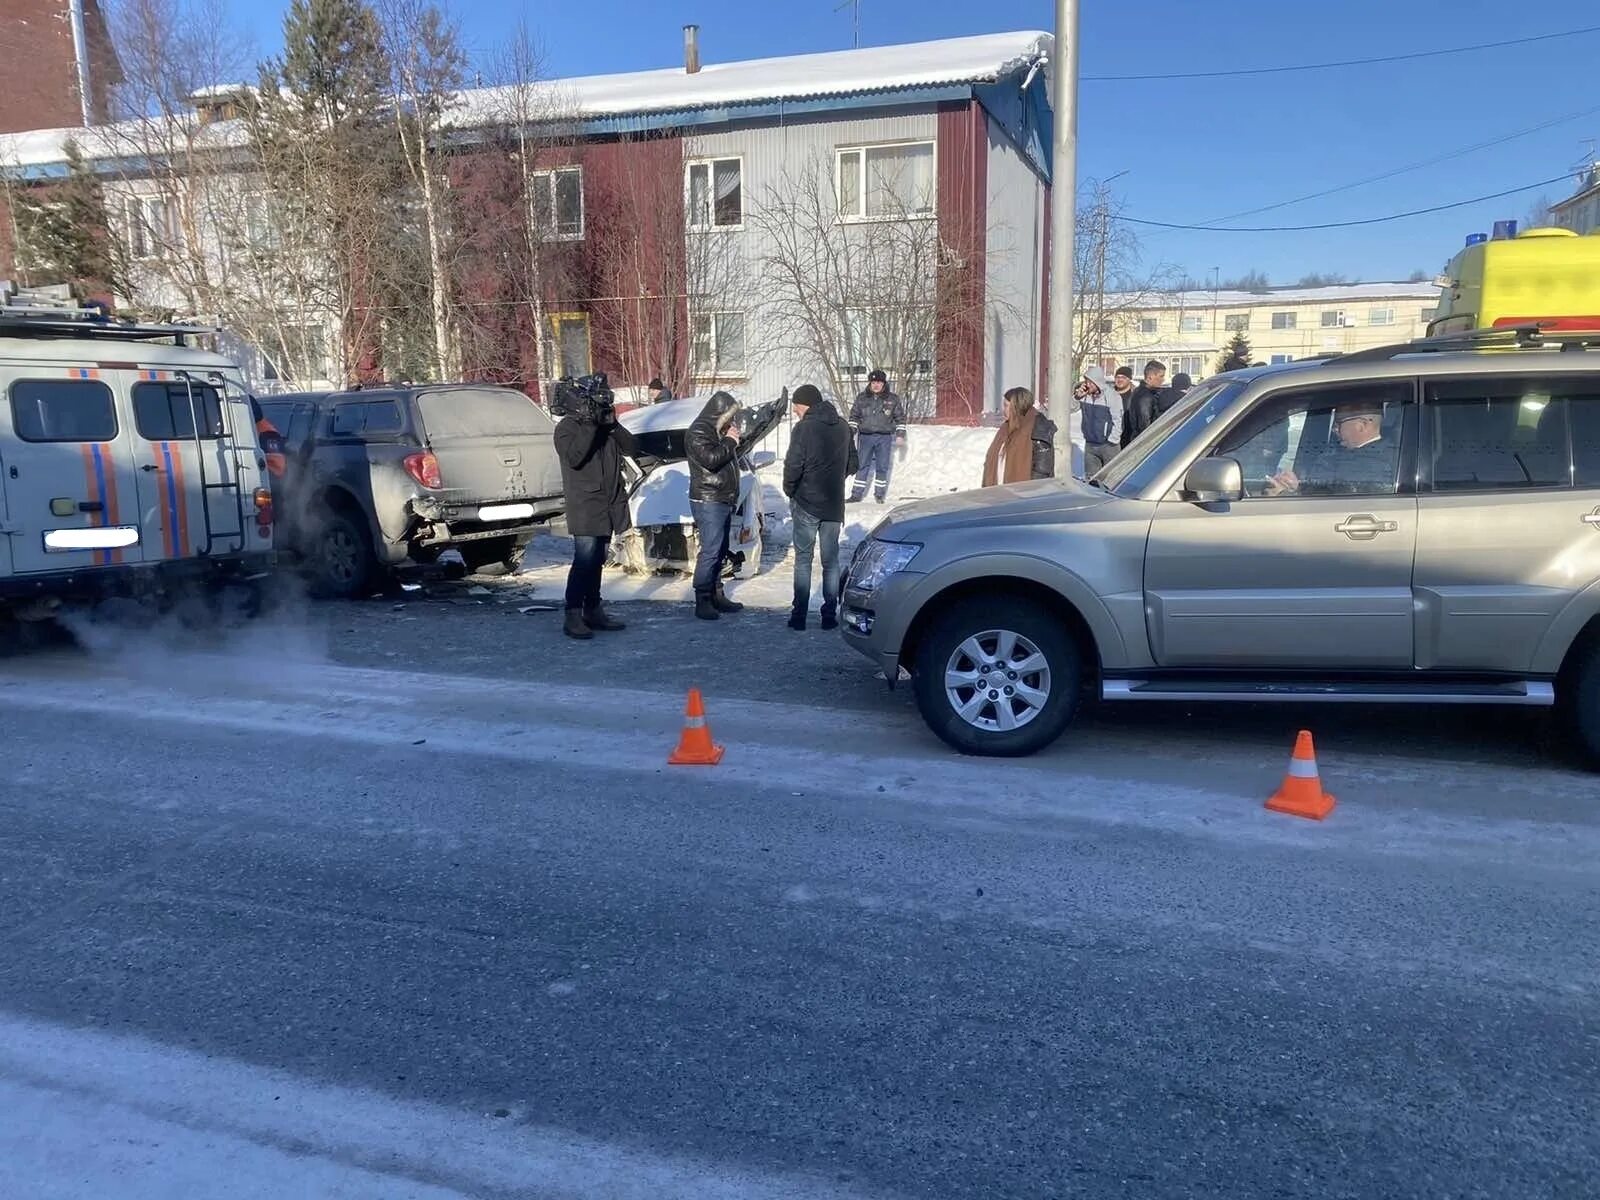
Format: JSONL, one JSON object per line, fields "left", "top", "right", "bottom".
{"left": 841, "top": 332, "right": 1600, "bottom": 757}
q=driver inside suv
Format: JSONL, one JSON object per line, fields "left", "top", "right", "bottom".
{"left": 1264, "top": 400, "right": 1397, "bottom": 497}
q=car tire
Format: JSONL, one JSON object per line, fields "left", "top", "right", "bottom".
{"left": 1561, "top": 636, "right": 1600, "bottom": 767}
{"left": 308, "top": 511, "right": 376, "bottom": 599}
{"left": 912, "top": 595, "right": 1081, "bottom": 757}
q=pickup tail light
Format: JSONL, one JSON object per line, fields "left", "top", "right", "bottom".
{"left": 404, "top": 451, "right": 443, "bottom": 490}
{"left": 253, "top": 487, "right": 273, "bottom": 536}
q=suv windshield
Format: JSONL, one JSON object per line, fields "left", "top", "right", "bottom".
{"left": 1098, "top": 377, "right": 1246, "bottom": 497}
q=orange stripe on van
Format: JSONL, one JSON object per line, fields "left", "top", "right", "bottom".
{"left": 79, "top": 445, "right": 109, "bottom": 566}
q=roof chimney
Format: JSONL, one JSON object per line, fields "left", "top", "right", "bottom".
{"left": 683, "top": 25, "right": 701, "bottom": 75}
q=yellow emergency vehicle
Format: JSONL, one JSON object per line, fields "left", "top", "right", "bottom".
{"left": 1430, "top": 221, "right": 1600, "bottom": 336}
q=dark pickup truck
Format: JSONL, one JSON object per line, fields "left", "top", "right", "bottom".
{"left": 258, "top": 385, "right": 565, "bottom": 596}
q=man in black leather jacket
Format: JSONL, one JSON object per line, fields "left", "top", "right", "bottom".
{"left": 685, "top": 391, "right": 747, "bottom": 621}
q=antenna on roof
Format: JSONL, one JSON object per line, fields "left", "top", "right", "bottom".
{"left": 834, "top": 0, "right": 861, "bottom": 49}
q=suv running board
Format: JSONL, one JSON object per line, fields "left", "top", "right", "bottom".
{"left": 1101, "top": 679, "right": 1555, "bottom": 707}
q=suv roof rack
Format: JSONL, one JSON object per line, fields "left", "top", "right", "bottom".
{"left": 1339, "top": 324, "right": 1599, "bottom": 364}
{"left": 0, "top": 280, "right": 217, "bottom": 345}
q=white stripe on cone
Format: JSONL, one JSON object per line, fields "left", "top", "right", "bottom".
{"left": 1287, "top": 757, "right": 1319, "bottom": 778}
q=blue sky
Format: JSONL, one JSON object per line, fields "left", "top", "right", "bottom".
{"left": 230, "top": 0, "right": 1600, "bottom": 286}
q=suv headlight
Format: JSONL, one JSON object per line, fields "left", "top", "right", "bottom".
{"left": 848, "top": 539, "right": 921, "bottom": 594}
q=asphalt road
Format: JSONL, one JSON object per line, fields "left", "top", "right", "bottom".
{"left": 2, "top": 592, "right": 1598, "bottom": 1198}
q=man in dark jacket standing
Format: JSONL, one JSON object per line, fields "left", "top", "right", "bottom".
{"left": 552, "top": 376, "right": 638, "bottom": 641}
{"left": 848, "top": 368, "right": 907, "bottom": 504}
{"left": 782, "top": 384, "right": 857, "bottom": 632}
{"left": 685, "top": 391, "right": 747, "bottom": 621}
{"left": 1121, "top": 359, "right": 1169, "bottom": 448}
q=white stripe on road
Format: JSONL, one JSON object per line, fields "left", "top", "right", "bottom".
{"left": 0, "top": 1013, "right": 874, "bottom": 1200}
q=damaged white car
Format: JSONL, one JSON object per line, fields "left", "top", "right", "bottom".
{"left": 614, "top": 393, "right": 788, "bottom": 576}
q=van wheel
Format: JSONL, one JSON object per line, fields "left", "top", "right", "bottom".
{"left": 308, "top": 512, "right": 376, "bottom": 599}
{"left": 912, "top": 595, "right": 1080, "bottom": 757}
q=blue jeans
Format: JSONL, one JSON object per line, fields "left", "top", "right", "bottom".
{"left": 690, "top": 500, "right": 733, "bottom": 595}
{"left": 791, "top": 504, "right": 842, "bottom": 617}
{"left": 565, "top": 535, "right": 608, "bottom": 610}
{"left": 852, "top": 433, "right": 894, "bottom": 500}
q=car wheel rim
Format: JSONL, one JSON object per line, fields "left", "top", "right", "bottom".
{"left": 944, "top": 629, "right": 1051, "bottom": 734}
{"left": 325, "top": 530, "right": 357, "bottom": 583}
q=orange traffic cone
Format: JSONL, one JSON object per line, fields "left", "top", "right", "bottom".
{"left": 1265, "top": 730, "right": 1335, "bottom": 820}
{"left": 668, "top": 688, "right": 725, "bottom": 766}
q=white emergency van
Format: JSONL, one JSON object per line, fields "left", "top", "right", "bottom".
{"left": 0, "top": 284, "right": 274, "bottom": 622}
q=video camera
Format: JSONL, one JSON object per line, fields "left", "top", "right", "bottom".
{"left": 549, "top": 372, "right": 616, "bottom": 423}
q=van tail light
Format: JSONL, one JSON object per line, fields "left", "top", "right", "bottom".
{"left": 253, "top": 487, "right": 274, "bottom": 534}
{"left": 404, "top": 451, "right": 443, "bottom": 490}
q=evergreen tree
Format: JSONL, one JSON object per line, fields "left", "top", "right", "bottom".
{"left": 9, "top": 141, "right": 131, "bottom": 299}
{"left": 1216, "top": 330, "right": 1252, "bottom": 373}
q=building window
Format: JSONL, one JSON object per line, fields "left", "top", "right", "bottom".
{"left": 691, "top": 311, "right": 746, "bottom": 377}
{"left": 839, "top": 306, "right": 934, "bottom": 378}
{"left": 1097, "top": 317, "right": 1115, "bottom": 334}
{"left": 1138, "top": 317, "right": 1159, "bottom": 335}
{"left": 1224, "top": 314, "right": 1249, "bottom": 332}
{"left": 1369, "top": 307, "right": 1396, "bottom": 326}
{"left": 1271, "top": 311, "right": 1297, "bottom": 331}
{"left": 242, "top": 194, "right": 280, "bottom": 250}
{"left": 1270, "top": 354, "right": 1295, "bottom": 365}
{"left": 836, "top": 141, "right": 935, "bottom": 220}
{"left": 543, "top": 312, "right": 592, "bottom": 379}
{"left": 1420, "top": 306, "right": 1436, "bottom": 323}
{"left": 1320, "top": 310, "right": 1345, "bottom": 328}
{"left": 125, "top": 196, "right": 178, "bottom": 260}
{"left": 1179, "top": 315, "right": 1204, "bottom": 333}
{"left": 687, "top": 158, "right": 743, "bottom": 229}
{"left": 530, "top": 167, "right": 584, "bottom": 241}
{"left": 1172, "top": 354, "right": 1205, "bottom": 377}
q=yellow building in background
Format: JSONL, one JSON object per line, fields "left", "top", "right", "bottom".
{"left": 1079, "top": 281, "right": 1442, "bottom": 380}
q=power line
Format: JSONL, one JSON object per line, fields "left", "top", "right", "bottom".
{"left": 1083, "top": 24, "right": 1600, "bottom": 82}
{"left": 1200, "top": 104, "right": 1600, "bottom": 226}
{"left": 1126, "top": 173, "right": 1576, "bottom": 233}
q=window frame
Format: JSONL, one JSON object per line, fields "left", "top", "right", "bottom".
{"left": 835, "top": 140, "right": 937, "bottom": 223}
{"left": 1224, "top": 313, "right": 1250, "bottom": 333}
{"left": 1270, "top": 311, "right": 1297, "bottom": 330}
{"left": 1202, "top": 378, "right": 1420, "bottom": 502}
{"left": 1320, "top": 309, "right": 1346, "bottom": 329}
{"left": 7, "top": 378, "right": 120, "bottom": 443}
{"left": 1417, "top": 372, "right": 1600, "bottom": 496}
{"left": 1179, "top": 314, "right": 1204, "bottom": 334}
{"left": 530, "top": 166, "right": 585, "bottom": 242}
{"left": 1138, "top": 317, "right": 1160, "bottom": 335}
{"left": 1369, "top": 307, "right": 1397, "bottom": 327}
{"left": 542, "top": 311, "right": 593, "bottom": 380}
{"left": 690, "top": 310, "right": 748, "bottom": 380}
{"left": 328, "top": 398, "right": 405, "bottom": 439}
{"left": 125, "top": 195, "right": 178, "bottom": 261}
{"left": 685, "top": 155, "right": 745, "bottom": 231}
{"left": 131, "top": 380, "right": 227, "bottom": 442}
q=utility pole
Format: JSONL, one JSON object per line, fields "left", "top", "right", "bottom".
{"left": 68, "top": 0, "right": 94, "bottom": 126}
{"left": 1046, "top": 0, "right": 1080, "bottom": 470}
{"left": 835, "top": 0, "right": 861, "bottom": 49}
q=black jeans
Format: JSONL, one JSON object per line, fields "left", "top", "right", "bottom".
{"left": 791, "top": 502, "right": 842, "bottom": 617}
{"left": 565, "top": 535, "right": 608, "bottom": 610}
{"left": 690, "top": 500, "right": 733, "bottom": 594}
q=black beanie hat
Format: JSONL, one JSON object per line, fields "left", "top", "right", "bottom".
{"left": 793, "top": 383, "right": 823, "bottom": 409}
{"left": 867, "top": 369, "right": 888, "bottom": 384}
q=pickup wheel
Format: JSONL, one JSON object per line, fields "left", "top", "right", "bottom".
{"left": 912, "top": 595, "right": 1081, "bottom": 757}
{"left": 307, "top": 511, "right": 376, "bottom": 599}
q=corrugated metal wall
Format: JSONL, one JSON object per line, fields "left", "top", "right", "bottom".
{"left": 984, "top": 114, "right": 1047, "bottom": 417}
{"left": 685, "top": 109, "right": 939, "bottom": 411}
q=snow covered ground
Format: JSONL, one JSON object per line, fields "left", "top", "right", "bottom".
{"left": 517, "top": 423, "right": 999, "bottom": 611}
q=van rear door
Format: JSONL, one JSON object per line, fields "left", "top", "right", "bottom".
{"left": 1, "top": 369, "right": 145, "bottom": 574}
{"left": 412, "top": 387, "right": 563, "bottom": 518}
{"left": 124, "top": 371, "right": 250, "bottom": 560}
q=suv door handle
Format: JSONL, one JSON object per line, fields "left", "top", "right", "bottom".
{"left": 1335, "top": 514, "right": 1399, "bottom": 541}
{"left": 141, "top": 464, "right": 161, "bottom": 472}
{"left": 1582, "top": 507, "right": 1600, "bottom": 527}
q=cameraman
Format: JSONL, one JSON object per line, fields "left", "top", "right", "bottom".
{"left": 552, "top": 374, "right": 638, "bottom": 641}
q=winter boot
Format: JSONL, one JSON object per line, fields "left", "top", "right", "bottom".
{"left": 787, "top": 607, "right": 807, "bottom": 632}
{"left": 819, "top": 603, "right": 839, "bottom": 632}
{"left": 847, "top": 491, "right": 865, "bottom": 505}
{"left": 694, "top": 591, "right": 721, "bottom": 621}
{"left": 563, "top": 608, "right": 593, "bottom": 640}
{"left": 711, "top": 586, "right": 744, "bottom": 614}
{"left": 583, "top": 602, "right": 626, "bottom": 632}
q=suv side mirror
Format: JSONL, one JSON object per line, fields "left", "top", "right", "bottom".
{"left": 1182, "top": 457, "right": 1244, "bottom": 504}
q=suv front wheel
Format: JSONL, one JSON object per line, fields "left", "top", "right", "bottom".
{"left": 912, "top": 595, "right": 1081, "bottom": 756}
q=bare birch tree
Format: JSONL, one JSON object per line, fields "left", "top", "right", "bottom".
{"left": 1072, "top": 177, "right": 1177, "bottom": 373}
